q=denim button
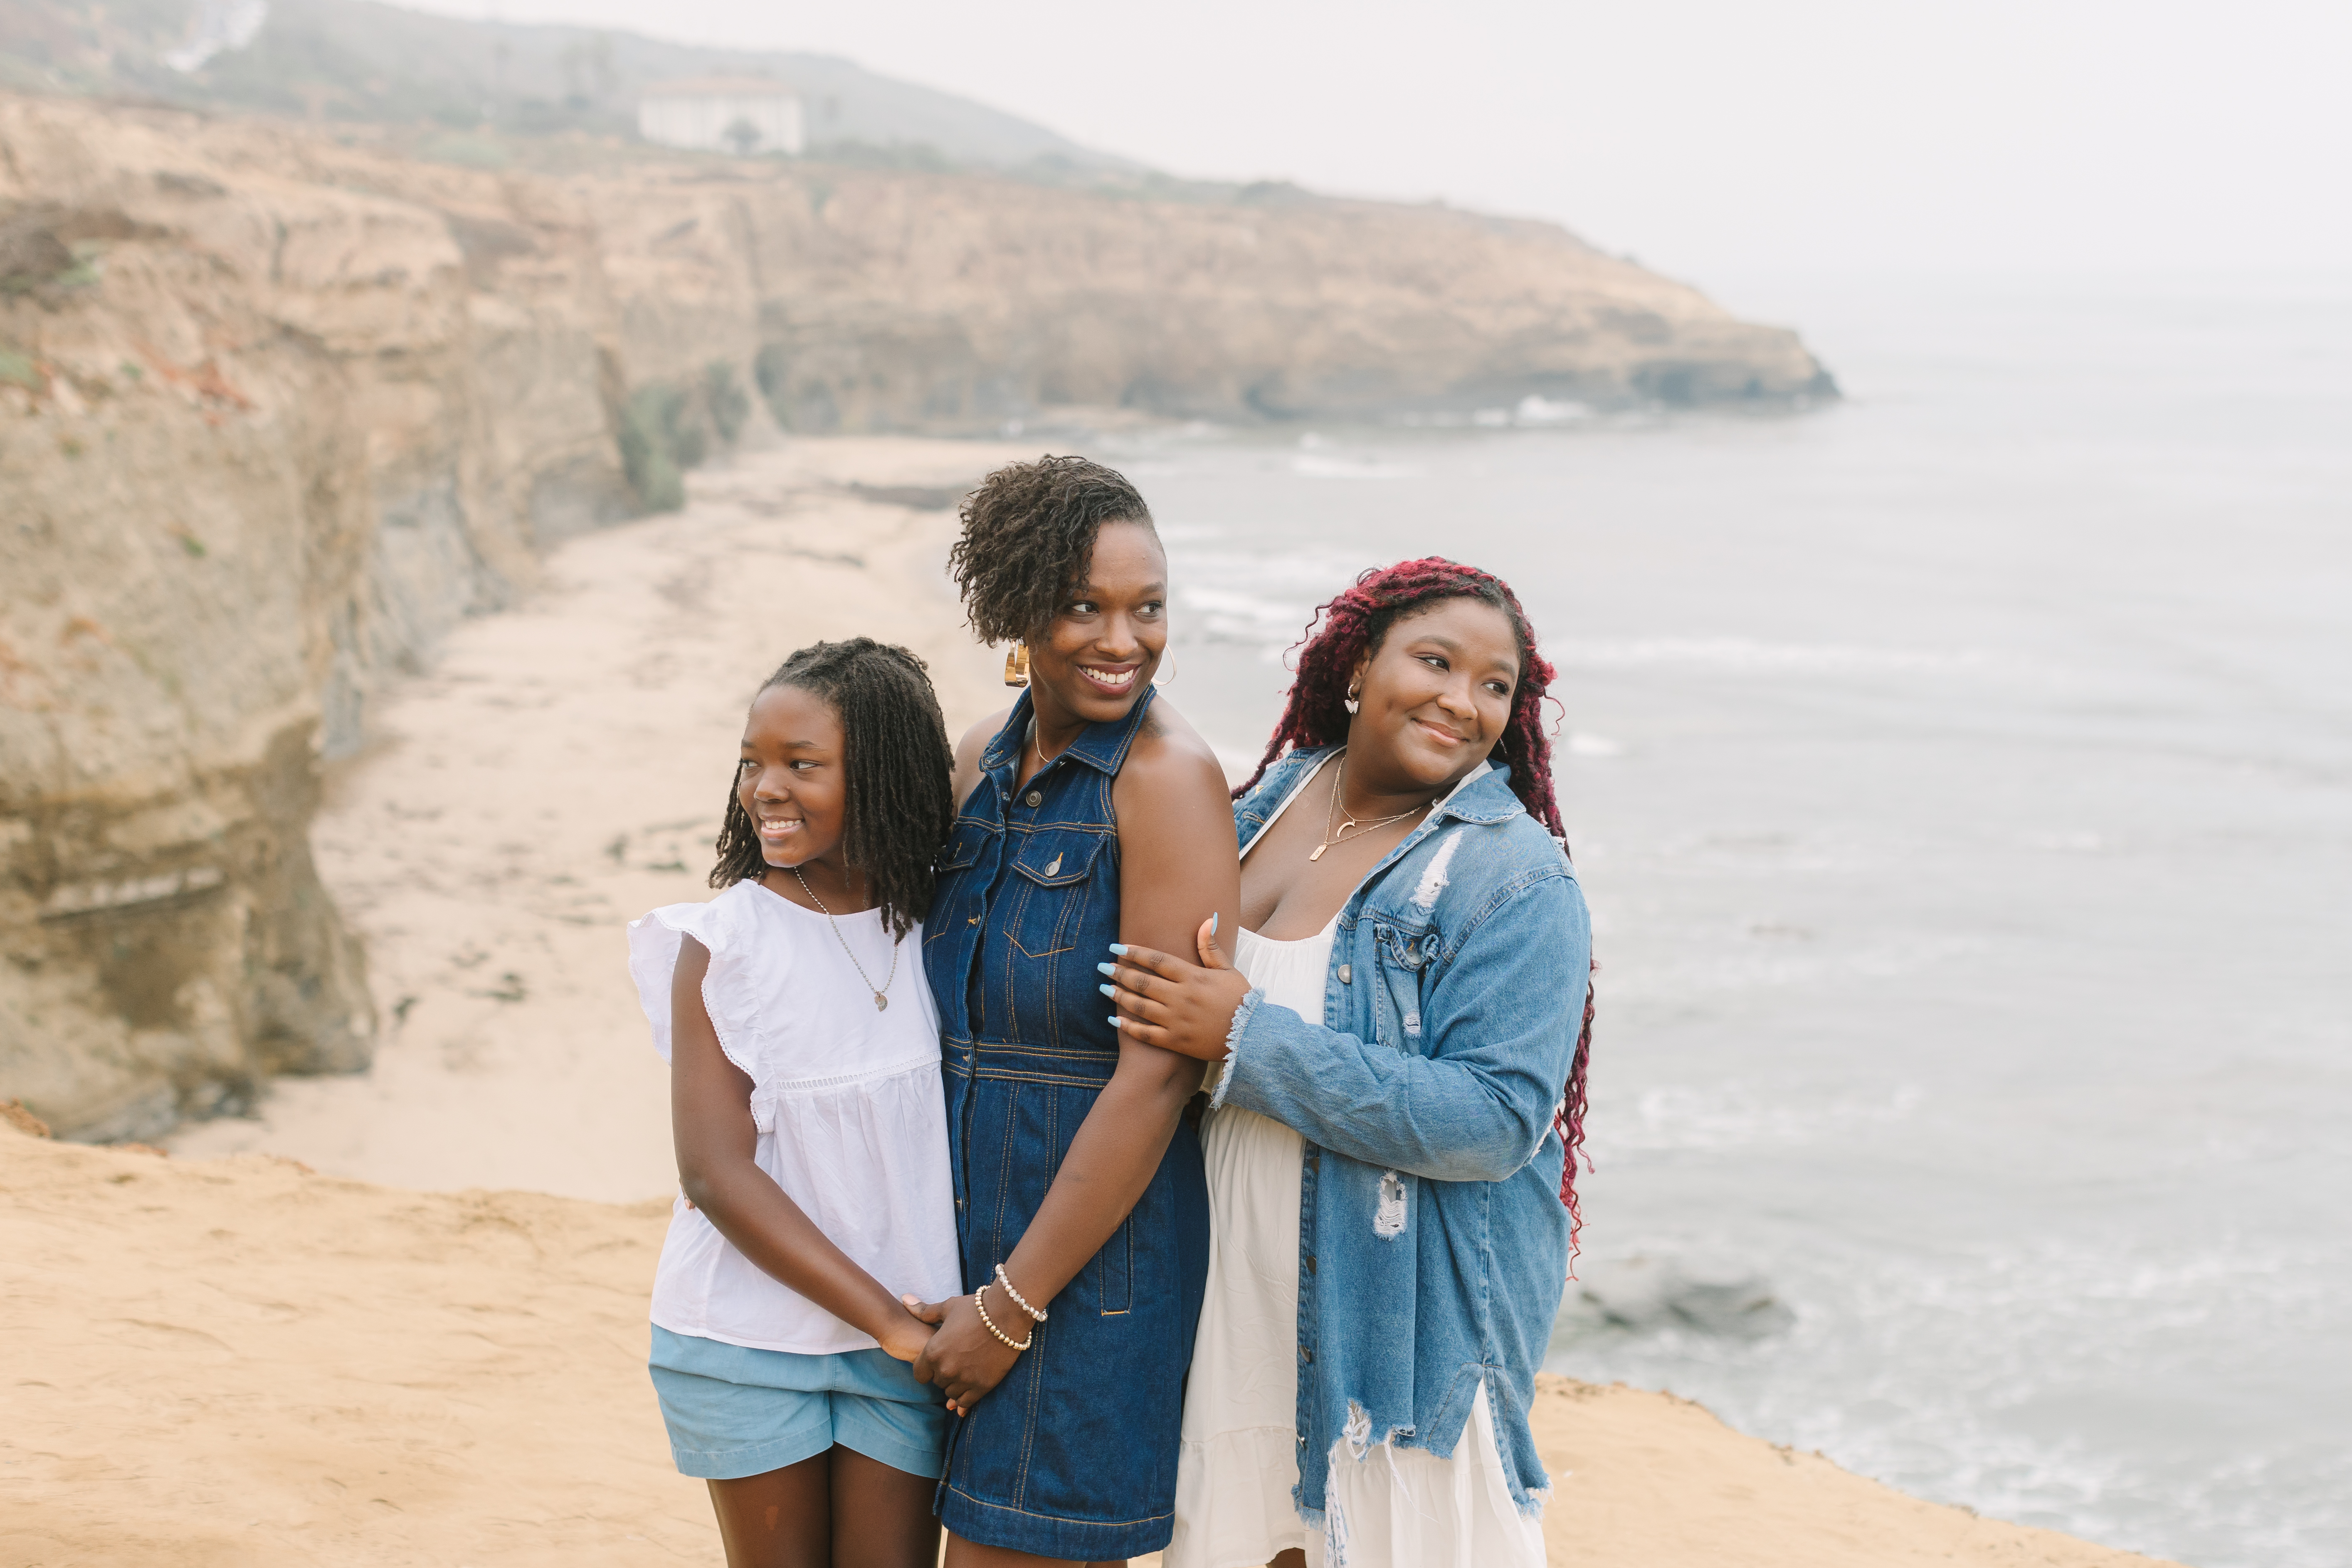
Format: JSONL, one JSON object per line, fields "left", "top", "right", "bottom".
{"left": 1299, "top": 1345, "right": 1314, "bottom": 1363}
{"left": 1306, "top": 1253, "right": 1317, "bottom": 1274}
{"left": 1025, "top": 790, "right": 1042, "bottom": 807}
{"left": 1338, "top": 964, "right": 1351, "bottom": 984}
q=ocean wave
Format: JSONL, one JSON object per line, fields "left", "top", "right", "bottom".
{"left": 1590, "top": 1082, "right": 1925, "bottom": 1156}
{"left": 1550, "top": 1233, "right": 2346, "bottom": 1568}
{"left": 1289, "top": 453, "right": 1428, "bottom": 480}
{"left": 1555, "top": 637, "right": 2006, "bottom": 677}
{"left": 1595, "top": 933, "right": 1984, "bottom": 1002}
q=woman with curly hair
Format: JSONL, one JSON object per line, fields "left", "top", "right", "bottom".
{"left": 1107, "top": 558, "right": 1596, "bottom": 1568}
{"left": 909, "top": 456, "right": 1236, "bottom": 1566}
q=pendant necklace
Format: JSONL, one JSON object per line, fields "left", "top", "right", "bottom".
{"left": 790, "top": 865, "right": 897, "bottom": 1010}
{"left": 1310, "top": 751, "right": 1431, "bottom": 862}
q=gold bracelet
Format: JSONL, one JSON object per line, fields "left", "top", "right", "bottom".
{"left": 973, "top": 1286, "right": 1032, "bottom": 1352}
{"left": 994, "top": 1262, "right": 1049, "bottom": 1323}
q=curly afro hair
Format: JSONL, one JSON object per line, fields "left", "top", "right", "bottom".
{"left": 709, "top": 638, "right": 955, "bottom": 941}
{"left": 947, "top": 455, "right": 1156, "bottom": 644}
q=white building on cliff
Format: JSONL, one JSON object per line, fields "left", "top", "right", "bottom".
{"left": 637, "top": 78, "right": 805, "bottom": 157}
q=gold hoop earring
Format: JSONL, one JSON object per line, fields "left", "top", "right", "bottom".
{"left": 1003, "top": 643, "right": 1031, "bottom": 687}
{"left": 1152, "top": 647, "right": 1177, "bottom": 688}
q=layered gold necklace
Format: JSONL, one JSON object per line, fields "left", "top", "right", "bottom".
{"left": 1308, "top": 751, "right": 1433, "bottom": 862}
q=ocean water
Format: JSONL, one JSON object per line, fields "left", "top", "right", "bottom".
{"left": 1096, "top": 273, "right": 2352, "bottom": 1568}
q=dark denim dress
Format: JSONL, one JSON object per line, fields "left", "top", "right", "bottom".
{"left": 922, "top": 686, "right": 1212, "bottom": 1560}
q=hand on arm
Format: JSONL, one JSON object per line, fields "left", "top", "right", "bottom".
{"left": 1103, "top": 916, "right": 1253, "bottom": 1060}
{"left": 1128, "top": 874, "right": 1592, "bottom": 1183}
{"left": 669, "top": 936, "right": 933, "bottom": 1363}
{"left": 912, "top": 728, "right": 1239, "bottom": 1415}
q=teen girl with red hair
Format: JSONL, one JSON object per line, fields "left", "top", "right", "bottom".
{"left": 1106, "top": 558, "right": 1595, "bottom": 1568}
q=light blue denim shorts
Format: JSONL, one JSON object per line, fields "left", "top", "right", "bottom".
{"left": 648, "top": 1325, "right": 948, "bottom": 1482}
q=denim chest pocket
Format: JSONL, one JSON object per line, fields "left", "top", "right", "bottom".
{"left": 1007, "top": 827, "right": 1113, "bottom": 958}
{"left": 926, "top": 820, "right": 1000, "bottom": 951}
{"left": 939, "top": 819, "right": 996, "bottom": 872}
{"left": 1371, "top": 920, "right": 1441, "bottom": 1052}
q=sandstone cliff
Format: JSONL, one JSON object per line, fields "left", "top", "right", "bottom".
{"left": 0, "top": 97, "right": 629, "bottom": 1137}
{"left": 0, "top": 91, "right": 1832, "bottom": 1137}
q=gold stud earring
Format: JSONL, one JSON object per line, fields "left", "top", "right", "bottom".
{"left": 1003, "top": 643, "right": 1031, "bottom": 687}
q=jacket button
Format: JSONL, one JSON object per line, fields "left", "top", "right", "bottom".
{"left": 1024, "top": 790, "right": 1043, "bottom": 807}
{"left": 1299, "top": 1346, "right": 1314, "bottom": 1364}
{"left": 1338, "top": 964, "right": 1351, "bottom": 984}
{"left": 1306, "top": 1253, "right": 1317, "bottom": 1274}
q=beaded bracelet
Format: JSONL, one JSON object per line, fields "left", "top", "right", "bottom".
{"left": 973, "top": 1286, "right": 1033, "bottom": 1352}
{"left": 994, "top": 1263, "right": 1049, "bottom": 1323}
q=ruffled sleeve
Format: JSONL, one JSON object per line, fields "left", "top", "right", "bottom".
{"left": 627, "top": 890, "right": 765, "bottom": 1114}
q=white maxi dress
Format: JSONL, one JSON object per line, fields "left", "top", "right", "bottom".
{"left": 1167, "top": 756, "right": 1545, "bottom": 1568}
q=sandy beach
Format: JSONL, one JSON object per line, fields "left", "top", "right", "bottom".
{"left": 2, "top": 1119, "right": 2175, "bottom": 1566}
{"left": 0, "top": 437, "right": 2180, "bottom": 1566}
{"left": 167, "top": 438, "right": 1023, "bottom": 1201}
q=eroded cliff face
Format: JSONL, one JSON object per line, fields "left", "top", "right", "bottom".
{"left": 1, "top": 92, "right": 1833, "bottom": 1136}
{"left": 716, "top": 175, "right": 1834, "bottom": 427}
{"left": 559, "top": 161, "right": 1832, "bottom": 430}
{"left": 0, "top": 97, "right": 631, "bottom": 1137}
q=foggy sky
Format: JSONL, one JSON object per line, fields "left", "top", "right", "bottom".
{"left": 429, "top": 0, "right": 2350, "bottom": 284}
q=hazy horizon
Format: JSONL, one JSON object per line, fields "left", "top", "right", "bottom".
{"left": 395, "top": 0, "right": 2352, "bottom": 287}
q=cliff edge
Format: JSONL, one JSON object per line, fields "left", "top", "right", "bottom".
{"left": 0, "top": 91, "right": 1833, "bottom": 1136}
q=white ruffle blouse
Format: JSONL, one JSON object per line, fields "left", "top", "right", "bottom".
{"left": 627, "top": 878, "right": 960, "bottom": 1356}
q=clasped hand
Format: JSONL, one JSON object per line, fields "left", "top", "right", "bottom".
{"left": 1098, "top": 915, "right": 1254, "bottom": 1061}
{"left": 902, "top": 1288, "right": 1022, "bottom": 1416}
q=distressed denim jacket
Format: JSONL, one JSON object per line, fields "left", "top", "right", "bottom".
{"left": 1208, "top": 745, "right": 1593, "bottom": 1523}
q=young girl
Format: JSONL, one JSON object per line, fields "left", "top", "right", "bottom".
{"left": 627, "top": 638, "right": 961, "bottom": 1568}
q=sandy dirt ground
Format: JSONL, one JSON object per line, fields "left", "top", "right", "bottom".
{"left": 0, "top": 1123, "right": 2176, "bottom": 1567}
{"left": 168, "top": 439, "right": 1022, "bottom": 1200}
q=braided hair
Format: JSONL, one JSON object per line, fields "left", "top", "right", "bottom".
{"left": 709, "top": 638, "right": 955, "bottom": 941}
{"left": 947, "top": 455, "right": 1156, "bottom": 643}
{"left": 1236, "top": 558, "right": 1597, "bottom": 1247}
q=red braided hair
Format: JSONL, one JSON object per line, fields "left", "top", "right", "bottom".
{"left": 1236, "top": 558, "right": 1598, "bottom": 1255}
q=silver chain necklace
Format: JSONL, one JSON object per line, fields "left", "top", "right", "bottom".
{"left": 788, "top": 865, "right": 896, "bottom": 1011}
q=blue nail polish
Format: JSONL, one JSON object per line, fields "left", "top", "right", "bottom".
{"left": 1109, "top": 943, "right": 1130, "bottom": 955}
{"left": 1210, "top": 911, "right": 1219, "bottom": 936}
{"left": 1108, "top": 1015, "right": 1122, "bottom": 1027}
{"left": 1096, "top": 962, "right": 1117, "bottom": 977}
{"left": 1098, "top": 983, "right": 1116, "bottom": 997}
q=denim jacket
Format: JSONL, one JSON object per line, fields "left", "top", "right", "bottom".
{"left": 1208, "top": 745, "right": 1592, "bottom": 1522}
